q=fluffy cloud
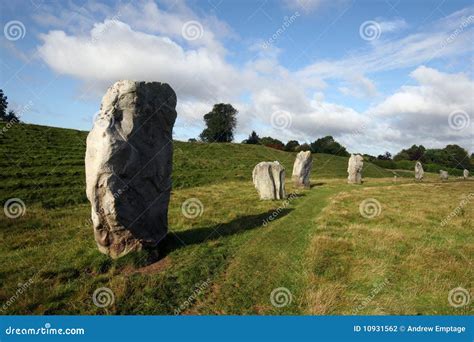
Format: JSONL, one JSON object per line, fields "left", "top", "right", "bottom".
{"left": 34, "top": 1, "right": 473, "bottom": 154}
{"left": 367, "top": 66, "right": 473, "bottom": 150}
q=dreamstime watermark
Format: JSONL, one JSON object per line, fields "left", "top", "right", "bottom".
{"left": 174, "top": 278, "right": 211, "bottom": 315}
{"left": 262, "top": 191, "right": 299, "bottom": 226}
{"left": 4, "top": 20, "right": 26, "bottom": 41}
{"left": 92, "top": 287, "right": 115, "bottom": 308}
{"left": 448, "top": 287, "right": 470, "bottom": 308}
{"left": 270, "top": 110, "right": 292, "bottom": 130}
{"left": 440, "top": 192, "right": 473, "bottom": 227}
{"left": 262, "top": 12, "right": 300, "bottom": 49}
{"left": 91, "top": 11, "right": 122, "bottom": 44}
{"left": 181, "top": 197, "right": 204, "bottom": 219}
{"left": 448, "top": 109, "right": 470, "bottom": 131}
{"left": 4, "top": 198, "right": 26, "bottom": 219}
{"left": 359, "top": 198, "right": 382, "bottom": 219}
{"left": 5, "top": 323, "right": 85, "bottom": 336}
{"left": 1, "top": 278, "right": 35, "bottom": 313}
{"left": 440, "top": 15, "right": 474, "bottom": 49}
{"left": 359, "top": 20, "right": 381, "bottom": 41}
{"left": 270, "top": 287, "right": 293, "bottom": 308}
{"left": 181, "top": 20, "right": 204, "bottom": 41}
{"left": 352, "top": 278, "right": 389, "bottom": 314}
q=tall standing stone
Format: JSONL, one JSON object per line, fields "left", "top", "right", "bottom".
{"left": 252, "top": 161, "right": 286, "bottom": 200}
{"left": 85, "top": 80, "right": 177, "bottom": 259}
{"left": 292, "top": 151, "right": 312, "bottom": 188}
{"left": 439, "top": 170, "right": 449, "bottom": 180}
{"left": 463, "top": 169, "right": 469, "bottom": 179}
{"left": 347, "top": 154, "right": 364, "bottom": 184}
{"left": 415, "top": 161, "right": 424, "bottom": 181}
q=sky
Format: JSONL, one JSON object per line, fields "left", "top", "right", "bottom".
{"left": 0, "top": 0, "right": 473, "bottom": 155}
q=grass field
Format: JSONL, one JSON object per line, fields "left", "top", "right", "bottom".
{"left": 0, "top": 123, "right": 472, "bottom": 315}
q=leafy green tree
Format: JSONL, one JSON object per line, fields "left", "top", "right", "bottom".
{"left": 394, "top": 145, "right": 425, "bottom": 161}
{"left": 310, "top": 136, "right": 349, "bottom": 156}
{"left": 442, "top": 144, "right": 470, "bottom": 170}
{"left": 244, "top": 131, "right": 260, "bottom": 144}
{"left": 0, "top": 89, "right": 8, "bottom": 121}
{"left": 296, "top": 143, "right": 311, "bottom": 152}
{"left": 199, "top": 104, "right": 237, "bottom": 142}
{"left": 377, "top": 152, "right": 392, "bottom": 160}
{"left": 284, "top": 140, "right": 300, "bottom": 152}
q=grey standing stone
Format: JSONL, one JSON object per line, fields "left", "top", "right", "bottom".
{"left": 85, "top": 80, "right": 177, "bottom": 259}
{"left": 439, "top": 170, "right": 449, "bottom": 180}
{"left": 463, "top": 169, "right": 469, "bottom": 179}
{"left": 292, "top": 151, "right": 312, "bottom": 188}
{"left": 415, "top": 161, "right": 424, "bottom": 181}
{"left": 252, "top": 161, "right": 286, "bottom": 200}
{"left": 347, "top": 154, "right": 364, "bottom": 184}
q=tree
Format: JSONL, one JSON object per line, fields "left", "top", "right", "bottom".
{"left": 394, "top": 145, "right": 425, "bottom": 161}
{"left": 188, "top": 138, "right": 197, "bottom": 143}
{"left": 442, "top": 144, "right": 470, "bottom": 170}
{"left": 199, "top": 104, "right": 237, "bottom": 142}
{"left": 310, "top": 136, "right": 350, "bottom": 156}
{"left": 296, "top": 143, "right": 311, "bottom": 152}
{"left": 260, "top": 136, "right": 284, "bottom": 150}
{"left": 0, "top": 89, "right": 8, "bottom": 121}
{"left": 284, "top": 140, "right": 300, "bottom": 152}
{"left": 377, "top": 152, "right": 392, "bottom": 160}
{"left": 244, "top": 131, "right": 260, "bottom": 144}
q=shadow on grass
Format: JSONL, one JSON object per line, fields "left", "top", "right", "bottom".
{"left": 145, "top": 208, "right": 294, "bottom": 263}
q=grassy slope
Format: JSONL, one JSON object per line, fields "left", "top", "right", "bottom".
{"left": 1, "top": 123, "right": 471, "bottom": 315}
{"left": 0, "top": 123, "right": 395, "bottom": 208}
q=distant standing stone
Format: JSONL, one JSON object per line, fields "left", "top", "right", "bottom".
{"left": 439, "top": 170, "right": 449, "bottom": 180}
{"left": 347, "top": 154, "right": 364, "bottom": 184}
{"left": 85, "top": 80, "right": 177, "bottom": 259}
{"left": 292, "top": 151, "right": 312, "bottom": 188}
{"left": 252, "top": 161, "right": 286, "bottom": 200}
{"left": 415, "top": 161, "right": 424, "bottom": 181}
{"left": 464, "top": 169, "right": 469, "bottom": 179}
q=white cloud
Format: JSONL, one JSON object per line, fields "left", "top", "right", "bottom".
{"left": 34, "top": 1, "right": 473, "bottom": 154}
{"left": 377, "top": 18, "right": 408, "bottom": 33}
{"left": 367, "top": 66, "right": 473, "bottom": 151}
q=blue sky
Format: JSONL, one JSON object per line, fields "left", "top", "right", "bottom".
{"left": 0, "top": 0, "right": 473, "bottom": 155}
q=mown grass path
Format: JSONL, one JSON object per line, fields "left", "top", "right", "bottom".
{"left": 194, "top": 183, "right": 344, "bottom": 314}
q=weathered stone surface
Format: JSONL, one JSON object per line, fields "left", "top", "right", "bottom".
{"left": 464, "top": 169, "right": 469, "bottom": 179}
{"left": 347, "top": 154, "right": 364, "bottom": 184}
{"left": 415, "top": 161, "right": 424, "bottom": 181}
{"left": 439, "top": 170, "right": 449, "bottom": 180}
{"left": 85, "top": 80, "right": 177, "bottom": 259}
{"left": 292, "top": 151, "right": 312, "bottom": 188}
{"left": 252, "top": 161, "right": 286, "bottom": 200}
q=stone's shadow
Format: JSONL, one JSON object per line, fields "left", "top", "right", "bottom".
{"left": 310, "top": 182, "right": 325, "bottom": 188}
{"left": 150, "top": 208, "right": 294, "bottom": 263}
{"left": 286, "top": 192, "right": 306, "bottom": 198}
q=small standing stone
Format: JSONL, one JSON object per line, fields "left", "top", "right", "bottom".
{"left": 415, "top": 161, "right": 424, "bottom": 181}
{"left": 347, "top": 154, "right": 364, "bottom": 184}
{"left": 439, "top": 170, "right": 449, "bottom": 180}
{"left": 463, "top": 169, "right": 469, "bottom": 179}
{"left": 292, "top": 151, "right": 312, "bottom": 188}
{"left": 252, "top": 161, "right": 286, "bottom": 200}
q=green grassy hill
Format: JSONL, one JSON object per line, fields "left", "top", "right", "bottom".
{"left": 0, "top": 123, "right": 472, "bottom": 315}
{"left": 0, "top": 123, "right": 395, "bottom": 208}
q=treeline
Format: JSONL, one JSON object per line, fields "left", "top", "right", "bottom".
{"left": 241, "top": 131, "right": 350, "bottom": 156}
{"left": 367, "top": 144, "right": 473, "bottom": 172}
